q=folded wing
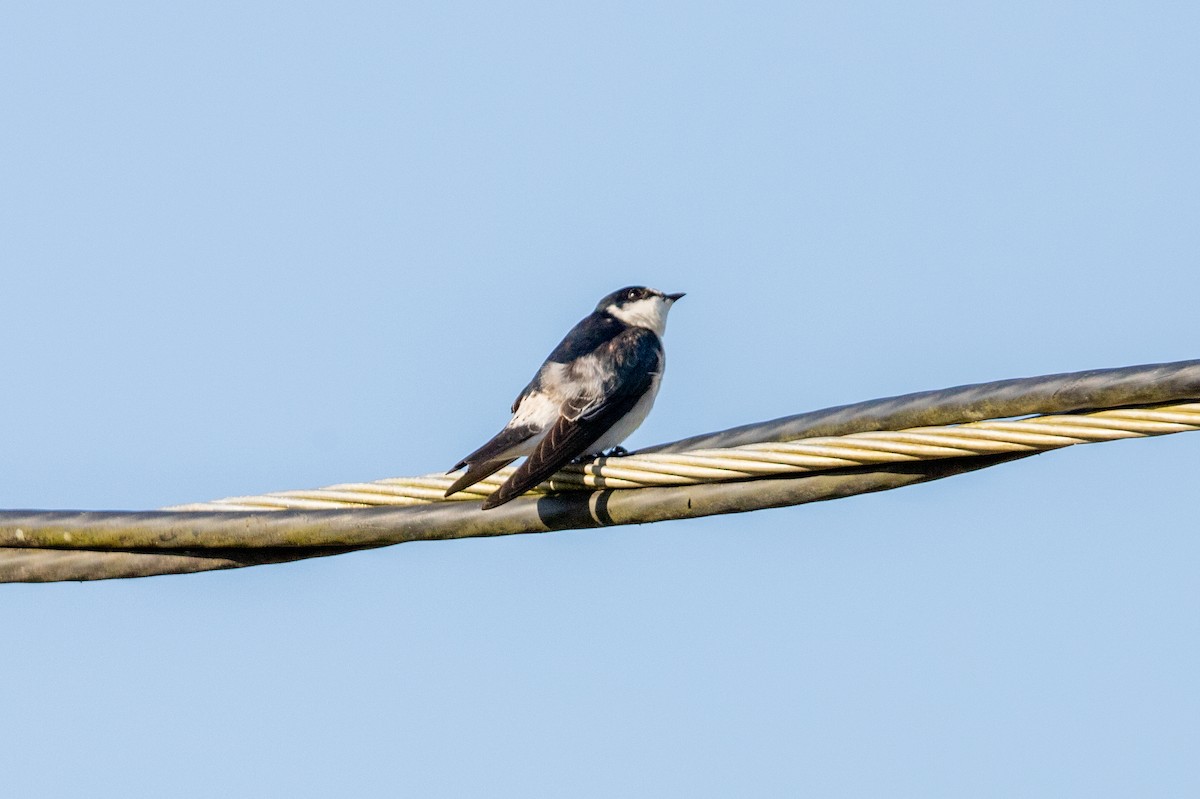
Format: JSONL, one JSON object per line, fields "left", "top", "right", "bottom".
{"left": 481, "top": 328, "right": 662, "bottom": 509}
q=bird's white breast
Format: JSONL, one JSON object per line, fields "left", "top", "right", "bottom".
{"left": 591, "top": 371, "right": 663, "bottom": 453}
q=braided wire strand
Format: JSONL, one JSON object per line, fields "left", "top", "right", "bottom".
{"left": 4, "top": 359, "right": 1200, "bottom": 582}
{"left": 165, "top": 401, "right": 1200, "bottom": 512}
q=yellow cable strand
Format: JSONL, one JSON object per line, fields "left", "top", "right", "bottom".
{"left": 166, "top": 401, "right": 1200, "bottom": 512}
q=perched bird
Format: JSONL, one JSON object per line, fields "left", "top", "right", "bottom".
{"left": 446, "top": 286, "right": 685, "bottom": 509}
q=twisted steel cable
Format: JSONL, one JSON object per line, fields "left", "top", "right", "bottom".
{"left": 3, "top": 359, "right": 1199, "bottom": 583}
{"left": 164, "top": 401, "right": 1200, "bottom": 511}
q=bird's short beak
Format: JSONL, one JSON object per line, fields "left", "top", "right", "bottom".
{"left": 666, "top": 292, "right": 686, "bottom": 302}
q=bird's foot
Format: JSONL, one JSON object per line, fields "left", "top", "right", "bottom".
{"left": 571, "top": 446, "right": 629, "bottom": 465}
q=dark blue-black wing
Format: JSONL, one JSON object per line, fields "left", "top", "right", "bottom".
{"left": 481, "top": 328, "right": 662, "bottom": 509}
{"left": 543, "top": 311, "right": 625, "bottom": 365}
{"left": 505, "top": 312, "right": 624, "bottom": 414}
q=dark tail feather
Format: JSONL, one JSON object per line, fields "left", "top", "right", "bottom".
{"left": 444, "top": 423, "right": 539, "bottom": 498}
{"left": 480, "top": 464, "right": 554, "bottom": 510}
{"left": 480, "top": 434, "right": 574, "bottom": 509}
{"left": 462, "top": 424, "right": 536, "bottom": 466}
{"left": 444, "top": 458, "right": 516, "bottom": 498}
{"left": 480, "top": 488, "right": 518, "bottom": 510}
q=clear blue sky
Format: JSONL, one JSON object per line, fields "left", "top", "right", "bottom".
{"left": 3, "top": 2, "right": 1199, "bottom": 796}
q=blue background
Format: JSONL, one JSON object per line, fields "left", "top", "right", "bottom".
{"left": 3, "top": 2, "right": 1199, "bottom": 796}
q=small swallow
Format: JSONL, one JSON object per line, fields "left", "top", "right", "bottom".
{"left": 446, "top": 286, "right": 685, "bottom": 509}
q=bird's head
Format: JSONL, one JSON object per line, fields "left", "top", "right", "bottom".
{"left": 596, "top": 286, "right": 685, "bottom": 336}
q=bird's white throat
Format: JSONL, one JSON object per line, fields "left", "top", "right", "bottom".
{"left": 606, "top": 296, "right": 675, "bottom": 336}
